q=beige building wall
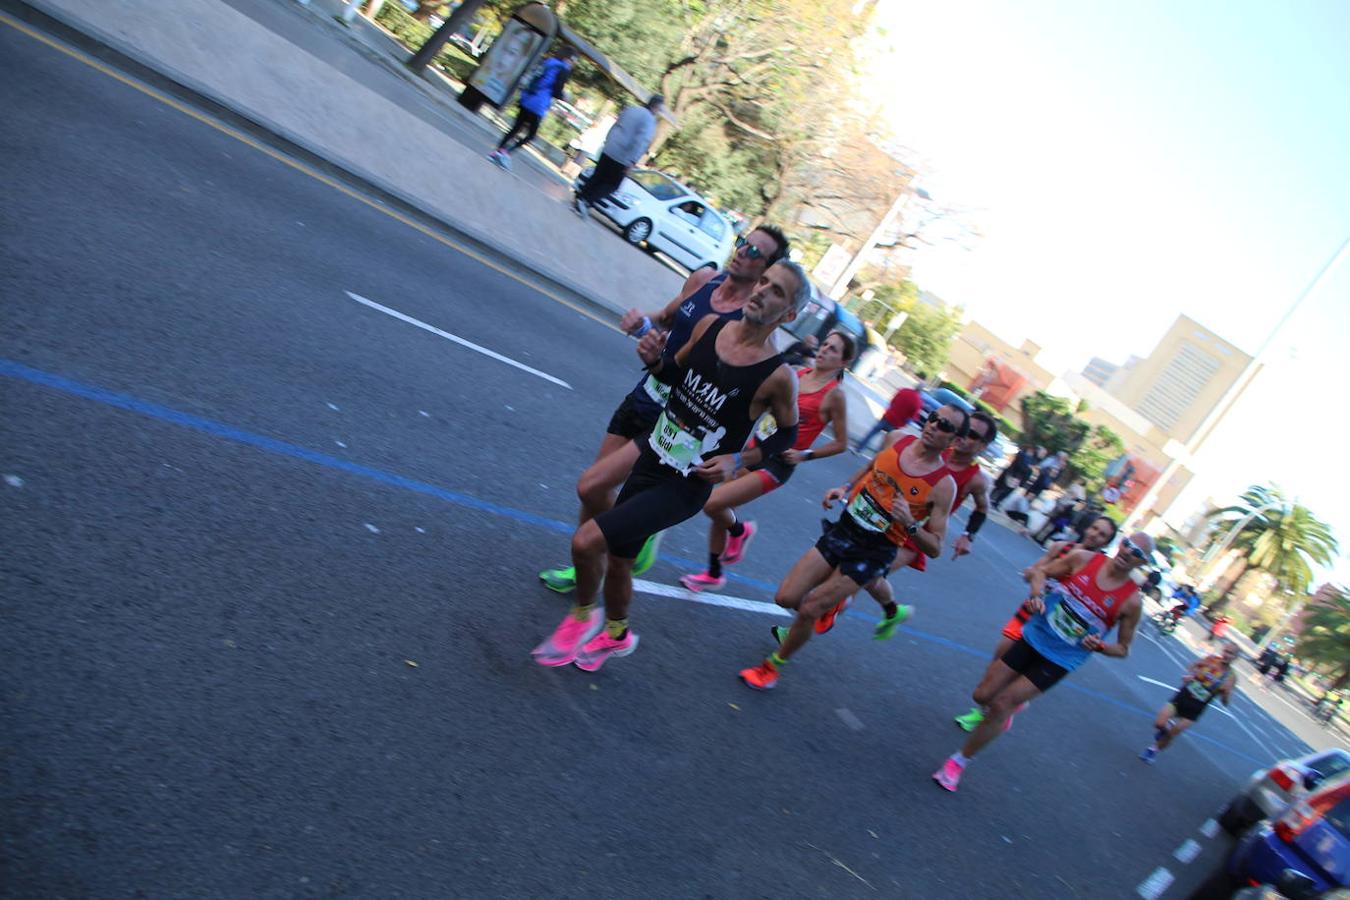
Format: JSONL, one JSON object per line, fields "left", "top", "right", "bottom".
{"left": 945, "top": 321, "right": 1057, "bottom": 430}
{"left": 1111, "top": 315, "right": 1252, "bottom": 445}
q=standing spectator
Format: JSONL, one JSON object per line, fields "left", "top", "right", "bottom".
{"left": 853, "top": 387, "right": 922, "bottom": 454}
{"left": 990, "top": 444, "right": 1044, "bottom": 508}
{"left": 1023, "top": 450, "right": 1067, "bottom": 503}
{"left": 572, "top": 94, "right": 663, "bottom": 218}
{"left": 488, "top": 46, "right": 575, "bottom": 171}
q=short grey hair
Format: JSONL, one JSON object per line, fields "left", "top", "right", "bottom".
{"left": 773, "top": 260, "right": 814, "bottom": 313}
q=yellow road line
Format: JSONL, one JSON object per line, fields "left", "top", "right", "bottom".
{"left": 0, "top": 10, "right": 617, "bottom": 331}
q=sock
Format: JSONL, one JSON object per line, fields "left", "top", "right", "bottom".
{"left": 728, "top": 519, "right": 746, "bottom": 538}
{"left": 570, "top": 603, "right": 596, "bottom": 622}
{"left": 708, "top": 553, "right": 723, "bottom": 578}
{"left": 605, "top": 618, "right": 629, "bottom": 640}
{"left": 952, "top": 752, "right": 971, "bottom": 767}
{"left": 769, "top": 652, "right": 787, "bottom": 668}
{"left": 882, "top": 601, "right": 899, "bottom": 619}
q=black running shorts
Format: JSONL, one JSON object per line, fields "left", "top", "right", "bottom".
{"left": 1001, "top": 638, "right": 1070, "bottom": 692}
{"left": 606, "top": 390, "right": 661, "bottom": 440}
{"left": 595, "top": 447, "right": 713, "bottom": 559}
{"left": 1169, "top": 688, "right": 1211, "bottom": 722}
{"left": 748, "top": 453, "right": 796, "bottom": 492}
{"left": 814, "top": 515, "right": 899, "bottom": 586}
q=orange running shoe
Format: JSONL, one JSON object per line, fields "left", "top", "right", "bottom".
{"left": 739, "top": 660, "right": 779, "bottom": 690}
{"left": 815, "top": 596, "right": 851, "bottom": 634}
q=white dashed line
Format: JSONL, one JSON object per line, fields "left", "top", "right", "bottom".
{"left": 835, "top": 708, "right": 865, "bottom": 731}
{"left": 1199, "top": 819, "right": 1220, "bottom": 839}
{"left": 1136, "top": 867, "right": 1174, "bottom": 899}
{"left": 363, "top": 523, "right": 380, "bottom": 534}
{"left": 345, "top": 291, "right": 572, "bottom": 389}
{"left": 3, "top": 474, "right": 24, "bottom": 488}
{"left": 327, "top": 402, "right": 340, "bottom": 411}
{"left": 1173, "top": 839, "right": 1201, "bottom": 863}
{"left": 631, "top": 578, "right": 789, "bottom": 618}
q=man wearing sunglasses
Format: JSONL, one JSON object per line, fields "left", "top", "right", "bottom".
{"left": 933, "top": 532, "right": 1151, "bottom": 792}
{"left": 798, "top": 411, "right": 998, "bottom": 642}
{"left": 739, "top": 405, "right": 965, "bottom": 690}
{"left": 537, "top": 226, "right": 789, "bottom": 593}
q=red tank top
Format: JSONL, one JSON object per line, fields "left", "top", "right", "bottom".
{"left": 793, "top": 367, "right": 838, "bottom": 451}
{"left": 1055, "top": 552, "right": 1137, "bottom": 631}
{"left": 940, "top": 448, "right": 982, "bottom": 505}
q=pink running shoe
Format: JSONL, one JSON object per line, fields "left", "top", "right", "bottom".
{"left": 574, "top": 630, "right": 640, "bottom": 672}
{"left": 932, "top": 757, "right": 965, "bottom": 792}
{"left": 680, "top": 571, "right": 726, "bottom": 592}
{"left": 720, "top": 521, "right": 758, "bottom": 566}
{"left": 531, "top": 608, "right": 602, "bottom": 667}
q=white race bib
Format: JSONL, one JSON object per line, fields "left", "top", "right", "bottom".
{"left": 651, "top": 410, "right": 701, "bottom": 474}
{"left": 846, "top": 489, "right": 891, "bottom": 533}
{"left": 1046, "top": 592, "right": 1092, "bottom": 645}
{"left": 1185, "top": 680, "right": 1214, "bottom": 702}
{"left": 643, "top": 374, "right": 671, "bottom": 405}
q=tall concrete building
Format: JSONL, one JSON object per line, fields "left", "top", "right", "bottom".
{"left": 1108, "top": 315, "right": 1253, "bottom": 446}
{"left": 1081, "top": 356, "right": 1118, "bottom": 388}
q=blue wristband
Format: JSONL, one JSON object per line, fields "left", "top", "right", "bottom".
{"left": 632, "top": 316, "right": 652, "bottom": 338}
{"left": 733, "top": 452, "right": 743, "bottom": 470}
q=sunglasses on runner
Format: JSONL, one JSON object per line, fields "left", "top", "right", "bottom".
{"left": 1121, "top": 538, "right": 1147, "bottom": 560}
{"left": 735, "top": 235, "right": 766, "bottom": 260}
{"left": 925, "top": 412, "right": 965, "bottom": 434}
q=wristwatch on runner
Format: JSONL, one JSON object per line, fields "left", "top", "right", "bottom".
{"left": 906, "top": 522, "right": 920, "bottom": 535}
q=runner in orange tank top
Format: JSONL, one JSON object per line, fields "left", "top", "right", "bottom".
{"left": 678, "top": 332, "right": 857, "bottom": 592}
{"left": 811, "top": 410, "right": 1001, "bottom": 640}
{"left": 737, "top": 404, "right": 966, "bottom": 691}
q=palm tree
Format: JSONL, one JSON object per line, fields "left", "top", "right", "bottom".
{"left": 1298, "top": 586, "right": 1350, "bottom": 690}
{"left": 1204, "top": 485, "right": 1339, "bottom": 613}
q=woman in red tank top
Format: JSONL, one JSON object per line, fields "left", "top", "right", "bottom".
{"left": 680, "top": 332, "right": 857, "bottom": 591}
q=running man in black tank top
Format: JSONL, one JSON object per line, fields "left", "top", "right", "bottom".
{"left": 537, "top": 225, "right": 788, "bottom": 593}
{"left": 532, "top": 261, "right": 810, "bottom": 673}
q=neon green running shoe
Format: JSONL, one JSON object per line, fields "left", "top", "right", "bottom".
{"left": 873, "top": 604, "right": 913, "bottom": 640}
{"left": 954, "top": 707, "right": 985, "bottom": 732}
{"left": 632, "top": 531, "right": 663, "bottom": 577}
{"left": 538, "top": 566, "right": 577, "bottom": 593}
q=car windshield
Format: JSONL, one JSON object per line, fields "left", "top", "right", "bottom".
{"left": 627, "top": 171, "right": 685, "bottom": 201}
{"left": 1310, "top": 751, "right": 1350, "bottom": 782}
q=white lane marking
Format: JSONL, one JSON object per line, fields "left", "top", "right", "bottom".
{"left": 1173, "top": 839, "right": 1201, "bottom": 863}
{"left": 327, "top": 402, "right": 340, "bottom": 411}
{"left": 419, "top": 410, "right": 430, "bottom": 417}
{"left": 363, "top": 523, "right": 380, "bottom": 533}
{"left": 414, "top": 527, "right": 426, "bottom": 534}
{"left": 1138, "top": 676, "right": 1177, "bottom": 691}
{"left": 836, "top": 708, "right": 865, "bottom": 731}
{"left": 1199, "top": 819, "right": 1220, "bottom": 839}
{"left": 344, "top": 291, "right": 572, "bottom": 389}
{"left": 3, "top": 474, "right": 23, "bottom": 488}
{"left": 632, "top": 578, "right": 790, "bottom": 618}
{"left": 1136, "top": 867, "right": 1174, "bottom": 899}
{"left": 335, "top": 440, "right": 348, "bottom": 448}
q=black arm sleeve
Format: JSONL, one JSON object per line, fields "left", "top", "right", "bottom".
{"left": 648, "top": 357, "right": 685, "bottom": 386}
{"left": 965, "top": 509, "right": 987, "bottom": 537}
{"left": 756, "top": 423, "right": 799, "bottom": 459}
{"left": 552, "top": 68, "right": 571, "bottom": 100}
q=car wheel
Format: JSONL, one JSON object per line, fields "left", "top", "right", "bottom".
{"left": 1218, "top": 795, "right": 1257, "bottom": 835}
{"left": 624, "top": 218, "right": 653, "bottom": 245}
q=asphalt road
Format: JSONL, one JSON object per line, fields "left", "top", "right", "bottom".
{"left": 0, "top": 15, "right": 1335, "bottom": 899}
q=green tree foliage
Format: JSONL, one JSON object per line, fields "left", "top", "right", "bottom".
{"left": 1067, "top": 424, "right": 1125, "bottom": 493}
{"left": 892, "top": 303, "right": 963, "bottom": 374}
{"left": 1297, "top": 586, "right": 1350, "bottom": 688}
{"left": 1205, "top": 485, "right": 1340, "bottom": 611}
{"left": 1018, "top": 391, "right": 1089, "bottom": 456}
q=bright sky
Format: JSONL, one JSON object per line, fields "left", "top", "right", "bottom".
{"left": 864, "top": 0, "right": 1350, "bottom": 584}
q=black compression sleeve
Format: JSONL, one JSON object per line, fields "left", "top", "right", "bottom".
{"left": 965, "top": 509, "right": 987, "bottom": 537}
{"left": 649, "top": 357, "right": 684, "bottom": 386}
{"left": 757, "top": 423, "right": 798, "bottom": 459}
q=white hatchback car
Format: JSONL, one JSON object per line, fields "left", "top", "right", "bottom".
{"left": 574, "top": 168, "right": 737, "bottom": 271}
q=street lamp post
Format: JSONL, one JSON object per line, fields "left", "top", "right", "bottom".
{"left": 1121, "top": 235, "right": 1350, "bottom": 533}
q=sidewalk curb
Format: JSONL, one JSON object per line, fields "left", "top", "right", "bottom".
{"left": 6, "top": 0, "right": 627, "bottom": 325}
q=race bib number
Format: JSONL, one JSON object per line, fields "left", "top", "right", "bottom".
{"left": 643, "top": 374, "right": 671, "bottom": 405}
{"left": 754, "top": 412, "right": 778, "bottom": 442}
{"left": 1185, "top": 680, "right": 1214, "bottom": 702}
{"left": 651, "top": 410, "right": 701, "bottom": 474}
{"left": 1046, "top": 593, "right": 1091, "bottom": 645}
{"left": 847, "top": 489, "right": 891, "bottom": 533}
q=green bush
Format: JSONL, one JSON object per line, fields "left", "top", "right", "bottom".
{"left": 373, "top": 4, "right": 479, "bottom": 82}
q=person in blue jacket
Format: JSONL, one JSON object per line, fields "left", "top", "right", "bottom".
{"left": 488, "top": 45, "right": 575, "bottom": 170}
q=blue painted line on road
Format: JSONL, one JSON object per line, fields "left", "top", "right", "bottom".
{"left": 0, "top": 358, "right": 1270, "bottom": 767}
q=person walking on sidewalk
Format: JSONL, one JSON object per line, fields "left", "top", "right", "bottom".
{"left": 488, "top": 46, "right": 575, "bottom": 171}
{"left": 573, "top": 94, "right": 663, "bottom": 218}
{"left": 990, "top": 444, "right": 1043, "bottom": 508}
{"left": 853, "top": 387, "right": 922, "bottom": 454}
